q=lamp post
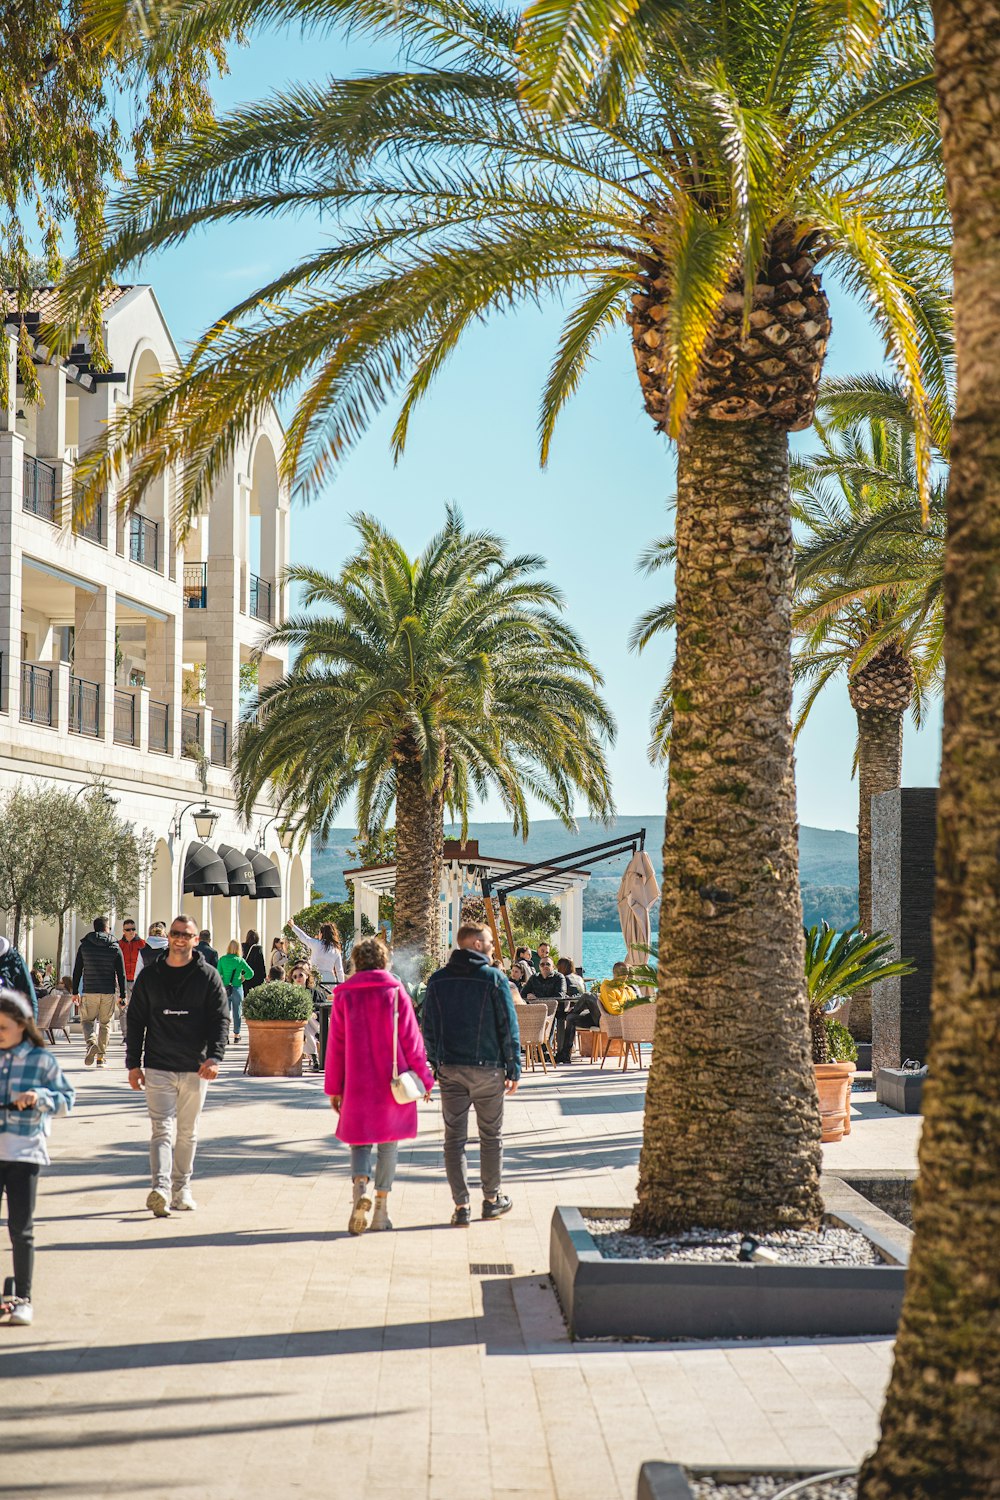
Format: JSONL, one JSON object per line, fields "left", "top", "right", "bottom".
{"left": 172, "top": 802, "right": 220, "bottom": 842}
{"left": 71, "top": 781, "right": 119, "bottom": 809}
{"left": 257, "top": 815, "right": 295, "bottom": 853}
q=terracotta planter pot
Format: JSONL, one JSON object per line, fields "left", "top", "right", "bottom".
{"left": 245, "top": 1019, "right": 306, "bottom": 1077}
{"left": 814, "top": 1061, "right": 856, "bottom": 1143}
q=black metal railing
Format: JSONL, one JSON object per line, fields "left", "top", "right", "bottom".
{"left": 249, "top": 573, "right": 272, "bottom": 622}
{"left": 210, "top": 718, "right": 229, "bottom": 767}
{"left": 149, "top": 700, "right": 170, "bottom": 753}
{"left": 22, "top": 455, "right": 58, "bottom": 522}
{"left": 129, "top": 514, "right": 160, "bottom": 571}
{"left": 74, "top": 501, "right": 104, "bottom": 545}
{"left": 184, "top": 562, "right": 207, "bottom": 609}
{"left": 181, "top": 708, "right": 202, "bottom": 758}
{"left": 114, "top": 689, "right": 136, "bottom": 745}
{"left": 69, "top": 675, "right": 101, "bottom": 737}
{"left": 20, "top": 663, "right": 53, "bottom": 726}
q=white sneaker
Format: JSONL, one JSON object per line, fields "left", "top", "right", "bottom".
{"left": 146, "top": 1189, "right": 171, "bottom": 1218}
{"left": 6, "top": 1297, "right": 33, "bottom": 1326}
{"left": 171, "top": 1188, "right": 197, "bottom": 1212}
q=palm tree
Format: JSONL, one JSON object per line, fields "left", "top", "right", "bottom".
{"left": 856, "top": 4, "right": 1000, "bottom": 1494}
{"left": 791, "top": 374, "right": 947, "bottom": 1038}
{"left": 67, "top": 0, "right": 947, "bottom": 1231}
{"left": 234, "top": 509, "right": 614, "bottom": 962}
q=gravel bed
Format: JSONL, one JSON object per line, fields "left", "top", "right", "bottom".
{"left": 583, "top": 1216, "right": 881, "bottom": 1267}
{"left": 689, "top": 1476, "right": 857, "bottom": 1499}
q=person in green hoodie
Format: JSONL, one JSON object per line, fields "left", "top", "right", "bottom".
{"left": 218, "top": 941, "right": 254, "bottom": 1044}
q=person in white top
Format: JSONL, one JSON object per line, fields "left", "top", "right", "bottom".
{"left": 288, "top": 920, "right": 346, "bottom": 988}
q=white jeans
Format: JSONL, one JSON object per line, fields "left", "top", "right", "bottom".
{"left": 145, "top": 1070, "right": 209, "bottom": 1195}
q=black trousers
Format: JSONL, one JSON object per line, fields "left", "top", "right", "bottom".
{"left": 0, "top": 1161, "right": 39, "bottom": 1299}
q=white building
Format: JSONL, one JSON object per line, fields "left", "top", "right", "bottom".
{"left": 0, "top": 284, "right": 310, "bottom": 967}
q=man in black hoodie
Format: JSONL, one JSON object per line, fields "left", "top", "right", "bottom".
{"left": 126, "top": 913, "right": 228, "bottom": 1218}
{"left": 73, "top": 918, "right": 127, "bottom": 1068}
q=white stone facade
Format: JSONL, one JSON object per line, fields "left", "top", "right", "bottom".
{"left": 0, "top": 285, "right": 310, "bottom": 968}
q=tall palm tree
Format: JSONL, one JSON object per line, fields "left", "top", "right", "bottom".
{"left": 67, "top": 0, "right": 947, "bottom": 1231}
{"left": 792, "top": 375, "right": 947, "bottom": 1038}
{"left": 857, "top": 4, "right": 1000, "bottom": 1494}
{"left": 235, "top": 509, "right": 614, "bottom": 962}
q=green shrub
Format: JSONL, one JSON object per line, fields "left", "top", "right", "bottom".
{"left": 824, "top": 1018, "right": 859, "bottom": 1065}
{"left": 243, "top": 981, "right": 313, "bottom": 1023}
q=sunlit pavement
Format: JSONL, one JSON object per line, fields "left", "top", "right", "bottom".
{"left": 1, "top": 1045, "right": 919, "bottom": 1499}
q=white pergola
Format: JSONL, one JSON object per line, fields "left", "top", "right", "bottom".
{"left": 344, "top": 840, "right": 590, "bottom": 963}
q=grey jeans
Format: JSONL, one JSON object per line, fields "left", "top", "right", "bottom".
{"left": 437, "top": 1065, "right": 506, "bottom": 1205}
{"left": 145, "top": 1069, "right": 209, "bottom": 1194}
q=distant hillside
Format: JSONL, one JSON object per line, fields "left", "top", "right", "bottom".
{"left": 310, "top": 817, "right": 858, "bottom": 930}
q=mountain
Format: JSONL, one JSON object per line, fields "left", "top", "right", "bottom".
{"left": 310, "top": 817, "right": 859, "bottom": 929}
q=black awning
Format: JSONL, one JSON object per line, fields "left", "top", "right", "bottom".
{"left": 183, "top": 842, "right": 230, "bottom": 898}
{"left": 218, "top": 844, "right": 257, "bottom": 899}
{"left": 246, "top": 849, "right": 281, "bottom": 900}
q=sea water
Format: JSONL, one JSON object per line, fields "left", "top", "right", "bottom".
{"left": 579, "top": 930, "right": 657, "bottom": 982}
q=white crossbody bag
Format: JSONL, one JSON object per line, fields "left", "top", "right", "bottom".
{"left": 390, "top": 988, "right": 424, "bottom": 1104}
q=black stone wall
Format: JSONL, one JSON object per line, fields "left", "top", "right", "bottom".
{"left": 870, "top": 787, "right": 937, "bottom": 1072}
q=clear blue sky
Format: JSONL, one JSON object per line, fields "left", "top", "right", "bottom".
{"left": 128, "top": 22, "right": 942, "bottom": 834}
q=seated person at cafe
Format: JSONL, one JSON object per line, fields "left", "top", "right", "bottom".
{"left": 559, "top": 958, "right": 600, "bottom": 1030}
{"left": 524, "top": 957, "right": 573, "bottom": 1063}
{"left": 599, "top": 962, "right": 637, "bottom": 1015}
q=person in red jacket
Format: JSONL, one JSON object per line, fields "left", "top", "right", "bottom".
{"left": 117, "top": 920, "right": 146, "bottom": 1040}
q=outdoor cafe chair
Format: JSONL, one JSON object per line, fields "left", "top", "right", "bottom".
{"left": 515, "top": 1003, "right": 556, "bottom": 1073}
{"left": 618, "top": 1004, "right": 656, "bottom": 1070}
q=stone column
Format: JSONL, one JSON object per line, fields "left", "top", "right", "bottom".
{"left": 73, "top": 584, "right": 115, "bottom": 740}
{"left": 0, "top": 428, "right": 24, "bottom": 718}
{"left": 871, "top": 787, "right": 937, "bottom": 1072}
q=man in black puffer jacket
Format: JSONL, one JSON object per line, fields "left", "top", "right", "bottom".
{"left": 73, "top": 918, "right": 127, "bottom": 1068}
{"left": 126, "top": 913, "right": 228, "bottom": 1218}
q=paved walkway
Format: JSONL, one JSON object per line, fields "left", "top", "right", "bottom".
{"left": 3, "top": 1046, "right": 920, "bottom": 1499}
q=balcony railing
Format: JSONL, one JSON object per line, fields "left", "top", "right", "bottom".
{"left": 69, "top": 676, "right": 101, "bottom": 738}
{"left": 184, "top": 562, "right": 207, "bottom": 609}
{"left": 210, "top": 718, "right": 229, "bottom": 768}
{"left": 20, "top": 663, "right": 53, "bottom": 727}
{"left": 129, "top": 514, "right": 160, "bottom": 571}
{"left": 249, "top": 573, "right": 272, "bottom": 622}
{"left": 23, "top": 455, "right": 58, "bottom": 523}
{"left": 114, "top": 690, "right": 136, "bottom": 746}
{"left": 74, "top": 501, "right": 105, "bottom": 545}
{"left": 149, "top": 700, "right": 170, "bottom": 754}
{"left": 181, "top": 708, "right": 202, "bottom": 758}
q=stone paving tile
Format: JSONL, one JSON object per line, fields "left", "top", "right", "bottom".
{"left": 0, "top": 1048, "right": 918, "bottom": 1498}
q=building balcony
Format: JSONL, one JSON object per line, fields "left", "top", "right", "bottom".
{"left": 113, "top": 689, "right": 136, "bottom": 746}
{"left": 249, "top": 573, "right": 272, "bottom": 623}
{"left": 128, "top": 514, "right": 160, "bottom": 571}
{"left": 184, "top": 562, "right": 207, "bottom": 609}
{"left": 149, "top": 699, "right": 171, "bottom": 754}
{"left": 20, "top": 663, "right": 54, "bottom": 727}
{"left": 73, "top": 500, "right": 105, "bottom": 546}
{"left": 181, "top": 707, "right": 203, "bottom": 758}
{"left": 211, "top": 717, "right": 230, "bottom": 768}
{"left": 22, "top": 455, "right": 58, "bottom": 524}
{"left": 68, "top": 676, "right": 101, "bottom": 738}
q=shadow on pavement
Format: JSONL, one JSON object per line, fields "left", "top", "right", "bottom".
{"left": 3, "top": 1408, "right": 407, "bottom": 1454}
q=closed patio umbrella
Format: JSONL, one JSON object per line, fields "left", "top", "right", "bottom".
{"left": 616, "top": 848, "right": 660, "bottom": 972}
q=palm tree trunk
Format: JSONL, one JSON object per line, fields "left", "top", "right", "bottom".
{"left": 858, "top": 4, "right": 1000, "bottom": 1492}
{"left": 632, "top": 417, "right": 823, "bottom": 1234}
{"left": 393, "top": 755, "right": 443, "bottom": 964}
{"left": 852, "top": 706, "right": 905, "bottom": 1042}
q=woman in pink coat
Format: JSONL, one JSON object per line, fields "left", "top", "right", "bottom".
{"left": 325, "top": 936, "right": 434, "bottom": 1235}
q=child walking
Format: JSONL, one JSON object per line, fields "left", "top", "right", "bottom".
{"left": 0, "top": 990, "right": 74, "bottom": 1326}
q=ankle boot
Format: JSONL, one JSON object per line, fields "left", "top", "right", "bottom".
{"left": 370, "top": 1195, "right": 393, "bottom": 1232}
{"left": 348, "top": 1178, "right": 372, "bottom": 1235}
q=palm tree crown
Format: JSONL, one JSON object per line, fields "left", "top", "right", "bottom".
{"left": 235, "top": 508, "right": 614, "bottom": 953}
{"left": 67, "top": 0, "right": 946, "bottom": 523}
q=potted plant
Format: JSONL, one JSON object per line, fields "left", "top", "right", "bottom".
{"left": 804, "top": 923, "right": 914, "bottom": 1142}
{"left": 243, "top": 980, "right": 313, "bottom": 1077}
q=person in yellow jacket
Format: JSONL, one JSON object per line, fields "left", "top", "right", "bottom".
{"left": 599, "top": 962, "right": 637, "bottom": 1015}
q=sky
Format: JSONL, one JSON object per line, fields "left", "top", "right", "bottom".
{"left": 122, "top": 20, "right": 943, "bottom": 834}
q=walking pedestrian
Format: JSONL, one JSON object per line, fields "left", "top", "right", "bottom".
{"left": 242, "top": 930, "right": 266, "bottom": 992}
{"left": 325, "top": 936, "right": 434, "bottom": 1235}
{"left": 288, "top": 960, "right": 321, "bottom": 1071}
{"left": 0, "top": 990, "right": 74, "bottom": 1326}
{"left": 72, "top": 918, "right": 126, "bottom": 1068}
{"left": 196, "top": 930, "right": 219, "bottom": 969}
{"left": 139, "top": 922, "right": 168, "bottom": 968}
{"left": 289, "top": 919, "right": 345, "bottom": 995}
{"left": 118, "top": 920, "right": 146, "bottom": 996}
{"left": 421, "top": 922, "right": 520, "bottom": 1227}
{"left": 218, "top": 940, "right": 254, "bottom": 1044}
{"left": 126, "top": 913, "right": 228, "bottom": 1218}
{"left": 0, "top": 937, "right": 37, "bottom": 1018}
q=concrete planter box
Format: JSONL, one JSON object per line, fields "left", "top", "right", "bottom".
{"left": 875, "top": 1066, "right": 925, "bottom": 1114}
{"left": 639, "top": 1465, "right": 836, "bottom": 1500}
{"left": 550, "top": 1178, "right": 909, "bottom": 1340}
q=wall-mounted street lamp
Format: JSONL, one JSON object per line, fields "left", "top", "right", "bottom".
{"left": 172, "top": 801, "right": 220, "bottom": 842}
{"left": 257, "top": 815, "right": 295, "bottom": 853}
{"left": 72, "top": 782, "right": 119, "bottom": 809}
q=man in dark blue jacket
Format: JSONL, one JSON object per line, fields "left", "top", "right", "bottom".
{"left": 422, "top": 922, "right": 520, "bottom": 1226}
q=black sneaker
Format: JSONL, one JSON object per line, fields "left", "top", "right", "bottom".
{"left": 450, "top": 1205, "right": 471, "bottom": 1227}
{"left": 482, "top": 1193, "right": 513, "bottom": 1220}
